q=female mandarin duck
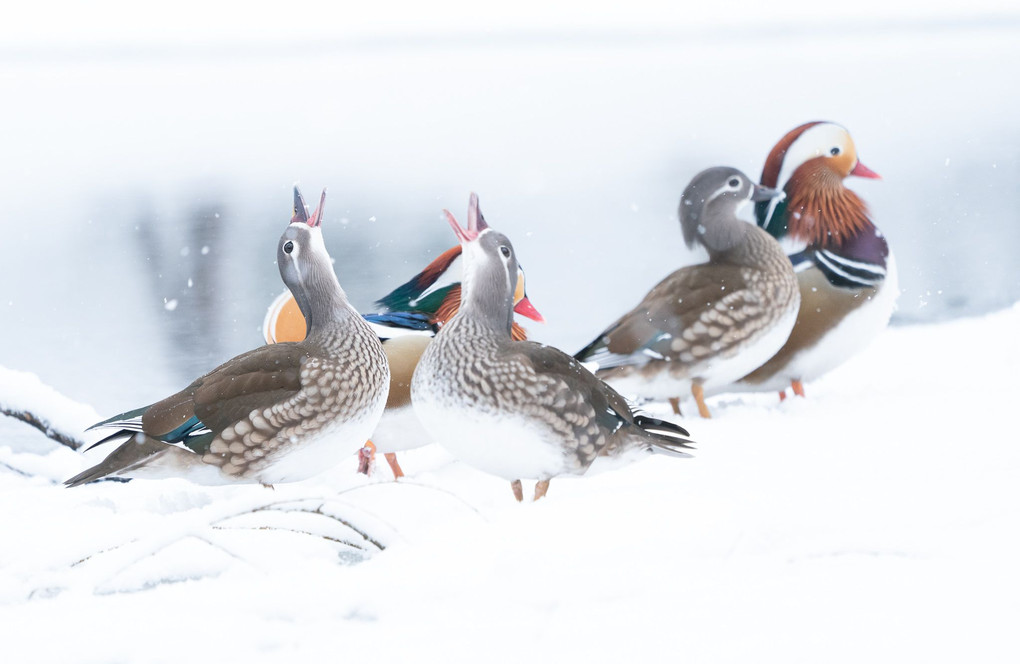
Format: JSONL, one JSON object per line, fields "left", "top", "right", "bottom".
{"left": 263, "top": 240, "right": 544, "bottom": 479}
{"left": 65, "top": 188, "right": 390, "bottom": 486}
{"left": 412, "top": 194, "right": 694, "bottom": 502}
{"left": 734, "top": 121, "right": 899, "bottom": 398}
{"left": 574, "top": 168, "right": 799, "bottom": 418}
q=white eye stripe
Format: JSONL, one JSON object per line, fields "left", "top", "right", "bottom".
{"left": 775, "top": 123, "right": 849, "bottom": 191}
{"left": 705, "top": 177, "right": 743, "bottom": 205}
{"left": 705, "top": 184, "right": 731, "bottom": 204}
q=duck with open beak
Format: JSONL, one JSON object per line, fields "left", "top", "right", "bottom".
{"left": 264, "top": 204, "right": 544, "bottom": 480}
{"left": 412, "top": 193, "right": 693, "bottom": 502}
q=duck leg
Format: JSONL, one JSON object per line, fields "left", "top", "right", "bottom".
{"left": 511, "top": 479, "right": 524, "bottom": 502}
{"left": 534, "top": 479, "right": 551, "bottom": 501}
{"left": 791, "top": 380, "right": 806, "bottom": 398}
{"left": 668, "top": 397, "right": 683, "bottom": 416}
{"left": 383, "top": 452, "right": 405, "bottom": 479}
{"left": 691, "top": 384, "right": 712, "bottom": 419}
{"left": 779, "top": 390, "right": 787, "bottom": 402}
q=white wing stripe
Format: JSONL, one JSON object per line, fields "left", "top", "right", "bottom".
{"left": 814, "top": 251, "right": 878, "bottom": 287}
{"left": 820, "top": 249, "right": 886, "bottom": 276}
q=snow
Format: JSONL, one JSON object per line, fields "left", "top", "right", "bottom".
{"left": 2, "top": 304, "right": 1018, "bottom": 662}
{"left": 0, "top": 366, "right": 99, "bottom": 450}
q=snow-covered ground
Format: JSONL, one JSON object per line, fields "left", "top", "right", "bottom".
{"left": 2, "top": 304, "right": 1017, "bottom": 663}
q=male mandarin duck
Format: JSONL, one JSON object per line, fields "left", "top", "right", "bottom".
{"left": 65, "top": 188, "right": 390, "bottom": 487}
{"left": 411, "top": 194, "right": 694, "bottom": 502}
{"left": 734, "top": 121, "right": 899, "bottom": 398}
{"left": 263, "top": 242, "right": 544, "bottom": 479}
{"left": 574, "top": 167, "right": 799, "bottom": 418}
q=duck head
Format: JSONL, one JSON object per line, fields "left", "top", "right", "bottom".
{"left": 680, "top": 166, "right": 782, "bottom": 256}
{"left": 443, "top": 193, "right": 527, "bottom": 336}
{"left": 758, "top": 121, "right": 880, "bottom": 248}
{"left": 278, "top": 186, "right": 348, "bottom": 334}
{"left": 377, "top": 198, "right": 543, "bottom": 333}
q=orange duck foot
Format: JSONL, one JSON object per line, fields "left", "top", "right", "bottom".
{"left": 692, "top": 384, "right": 712, "bottom": 419}
{"left": 668, "top": 397, "right": 682, "bottom": 416}
{"left": 779, "top": 390, "right": 787, "bottom": 402}
{"left": 384, "top": 452, "right": 405, "bottom": 479}
{"left": 791, "top": 380, "right": 806, "bottom": 398}
{"left": 534, "top": 480, "right": 551, "bottom": 501}
{"left": 511, "top": 479, "right": 524, "bottom": 502}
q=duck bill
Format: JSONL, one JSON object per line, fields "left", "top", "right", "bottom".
{"left": 513, "top": 295, "right": 545, "bottom": 323}
{"left": 444, "top": 192, "right": 490, "bottom": 244}
{"left": 850, "top": 160, "right": 881, "bottom": 179}
{"left": 750, "top": 183, "right": 784, "bottom": 202}
{"left": 307, "top": 189, "right": 327, "bottom": 227}
{"left": 444, "top": 209, "right": 477, "bottom": 243}
{"left": 291, "top": 186, "right": 310, "bottom": 225}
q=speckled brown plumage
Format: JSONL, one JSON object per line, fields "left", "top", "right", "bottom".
{"left": 418, "top": 313, "right": 654, "bottom": 473}
{"left": 191, "top": 319, "right": 388, "bottom": 477}
{"left": 582, "top": 226, "right": 798, "bottom": 386}
{"left": 573, "top": 167, "right": 799, "bottom": 416}
{"left": 66, "top": 188, "right": 390, "bottom": 486}
{"left": 412, "top": 194, "right": 693, "bottom": 500}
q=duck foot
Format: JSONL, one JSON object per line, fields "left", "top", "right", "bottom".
{"left": 260, "top": 482, "right": 276, "bottom": 490}
{"left": 511, "top": 479, "right": 524, "bottom": 502}
{"left": 791, "top": 380, "right": 806, "bottom": 398}
{"left": 691, "top": 384, "right": 712, "bottom": 418}
{"left": 779, "top": 390, "right": 787, "bottom": 402}
{"left": 384, "top": 452, "right": 405, "bottom": 479}
{"left": 668, "top": 397, "right": 683, "bottom": 416}
{"left": 534, "top": 480, "right": 551, "bottom": 501}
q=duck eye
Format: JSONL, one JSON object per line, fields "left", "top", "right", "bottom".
{"left": 728, "top": 178, "right": 740, "bottom": 188}
{"left": 284, "top": 241, "right": 294, "bottom": 254}
{"left": 500, "top": 246, "right": 511, "bottom": 258}
{"left": 830, "top": 147, "right": 841, "bottom": 156}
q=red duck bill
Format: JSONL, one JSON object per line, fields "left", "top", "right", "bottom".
{"left": 850, "top": 161, "right": 881, "bottom": 179}
{"left": 513, "top": 295, "right": 545, "bottom": 323}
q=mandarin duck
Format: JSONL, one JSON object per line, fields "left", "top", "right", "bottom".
{"left": 65, "top": 188, "right": 390, "bottom": 487}
{"left": 734, "top": 121, "right": 898, "bottom": 398}
{"left": 411, "top": 194, "right": 694, "bottom": 502}
{"left": 574, "top": 167, "right": 799, "bottom": 418}
{"left": 263, "top": 243, "right": 544, "bottom": 479}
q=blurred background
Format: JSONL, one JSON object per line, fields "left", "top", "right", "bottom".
{"left": 1, "top": 0, "right": 1018, "bottom": 414}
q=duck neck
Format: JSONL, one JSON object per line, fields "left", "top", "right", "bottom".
{"left": 458, "top": 253, "right": 514, "bottom": 339}
{"left": 295, "top": 261, "right": 356, "bottom": 340}
{"left": 764, "top": 164, "right": 875, "bottom": 250}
